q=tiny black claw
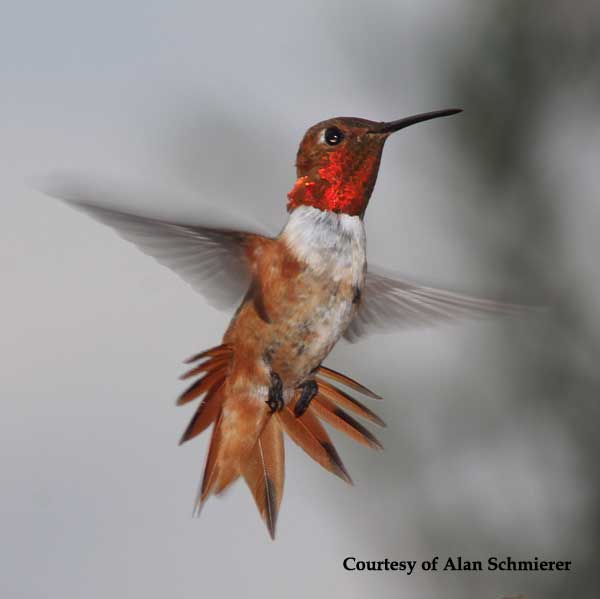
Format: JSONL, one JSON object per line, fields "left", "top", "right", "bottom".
{"left": 266, "top": 372, "right": 284, "bottom": 413}
{"left": 294, "top": 379, "right": 318, "bottom": 418}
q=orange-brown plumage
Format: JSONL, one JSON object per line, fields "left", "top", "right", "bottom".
{"left": 222, "top": 237, "right": 358, "bottom": 386}
{"left": 242, "top": 416, "right": 285, "bottom": 539}
{"left": 310, "top": 395, "right": 383, "bottom": 450}
{"left": 315, "top": 378, "right": 385, "bottom": 427}
{"left": 316, "top": 365, "right": 382, "bottom": 400}
{"left": 179, "top": 382, "right": 225, "bottom": 445}
{"left": 177, "top": 333, "right": 379, "bottom": 527}
{"left": 278, "top": 404, "right": 352, "bottom": 484}
{"left": 177, "top": 367, "right": 229, "bottom": 406}
{"left": 49, "top": 107, "right": 529, "bottom": 539}
{"left": 179, "top": 225, "right": 380, "bottom": 527}
{"left": 169, "top": 112, "right": 470, "bottom": 535}
{"left": 179, "top": 355, "right": 230, "bottom": 380}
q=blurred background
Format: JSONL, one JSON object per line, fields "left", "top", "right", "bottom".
{"left": 2, "top": 1, "right": 599, "bottom": 598}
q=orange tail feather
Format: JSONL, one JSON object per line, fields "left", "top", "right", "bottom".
{"left": 278, "top": 406, "right": 352, "bottom": 484}
{"left": 242, "top": 416, "right": 285, "bottom": 539}
{"left": 315, "top": 379, "right": 386, "bottom": 427}
{"left": 177, "top": 367, "right": 229, "bottom": 406}
{"left": 183, "top": 344, "right": 233, "bottom": 365}
{"left": 310, "top": 395, "right": 383, "bottom": 450}
{"left": 180, "top": 355, "right": 231, "bottom": 380}
{"left": 179, "top": 381, "right": 225, "bottom": 445}
{"left": 316, "top": 365, "right": 381, "bottom": 399}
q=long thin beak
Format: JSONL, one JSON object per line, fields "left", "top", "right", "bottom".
{"left": 369, "top": 108, "right": 462, "bottom": 134}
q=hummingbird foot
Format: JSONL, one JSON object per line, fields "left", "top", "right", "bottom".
{"left": 294, "top": 379, "right": 318, "bottom": 418}
{"left": 266, "top": 372, "right": 284, "bottom": 413}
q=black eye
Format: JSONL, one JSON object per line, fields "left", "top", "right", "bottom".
{"left": 324, "top": 126, "right": 344, "bottom": 146}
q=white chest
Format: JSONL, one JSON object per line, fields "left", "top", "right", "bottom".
{"left": 280, "top": 206, "right": 366, "bottom": 289}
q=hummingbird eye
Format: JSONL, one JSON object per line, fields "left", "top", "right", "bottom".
{"left": 323, "top": 126, "right": 344, "bottom": 146}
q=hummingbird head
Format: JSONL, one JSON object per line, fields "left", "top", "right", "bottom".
{"left": 287, "top": 109, "right": 462, "bottom": 217}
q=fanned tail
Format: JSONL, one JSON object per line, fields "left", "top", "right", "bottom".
{"left": 278, "top": 368, "right": 385, "bottom": 483}
{"left": 178, "top": 346, "right": 384, "bottom": 538}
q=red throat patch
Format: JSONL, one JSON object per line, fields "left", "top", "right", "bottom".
{"left": 287, "top": 149, "right": 380, "bottom": 217}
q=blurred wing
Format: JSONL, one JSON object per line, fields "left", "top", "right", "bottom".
{"left": 344, "top": 268, "right": 528, "bottom": 342}
{"left": 42, "top": 178, "right": 268, "bottom": 309}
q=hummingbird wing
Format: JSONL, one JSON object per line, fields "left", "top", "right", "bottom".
{"left": 40, "top": 176, "right": 270, "bottom": 309}
{"left": 344, "top": 268, "right": 531, "bottom": 342}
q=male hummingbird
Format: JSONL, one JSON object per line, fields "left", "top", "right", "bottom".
{"left": 45, "top": 109, "right": 521, "bottom": 538}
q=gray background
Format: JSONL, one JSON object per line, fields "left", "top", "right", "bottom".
{"left": 2, "top": 1, "right": 599, "bottom": 598}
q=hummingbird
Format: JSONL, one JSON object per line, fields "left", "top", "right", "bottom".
{"left": 45, "top": 108, "right": 522, "bottom": 539}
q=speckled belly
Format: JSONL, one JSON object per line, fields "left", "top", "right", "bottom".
{"left": 265, "top": 270, "right": 359, "bottom": 387}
